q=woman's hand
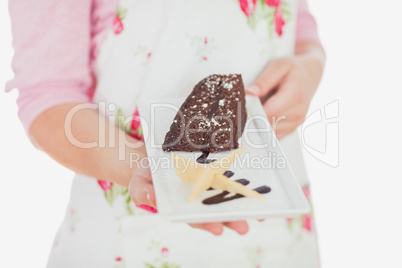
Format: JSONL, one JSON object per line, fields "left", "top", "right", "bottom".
{"left": 247, "top": 41, "right": 325, "bottom": 140}
{"left": 128, "top": 155, "right": 157, "bottom": 208}
{"left": 128, "top": 154, "right": 249, "bottom": 235}
{"left": 189, "top": 221, "right": 249, "bottom": 235}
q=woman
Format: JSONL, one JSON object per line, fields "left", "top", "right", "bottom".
{"left": 7, "top": 0, "right": 325, "bottom": 267}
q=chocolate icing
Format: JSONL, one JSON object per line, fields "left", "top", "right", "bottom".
{"left": 162, "top": 74, "right": 247, "bottom": 153}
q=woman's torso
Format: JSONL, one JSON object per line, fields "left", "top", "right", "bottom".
{"left": 48, "top": 1, "right": 318, "bottom": 267}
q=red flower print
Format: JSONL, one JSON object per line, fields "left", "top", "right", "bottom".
{"left": 202, "top": 56, "right": 208, "bottom": 61}
{"left": 113, "top": 16, "right": 124, "bottom": 34}
{"left": 131, "top": 131, "right": 143, "bottom": 141}
{"left": 302, "top": 186, "right": 312, "bottom": 231}
{"left": 115, "top": 256, "right": 122, "bottom": 262}
{"left": 303, "top": 186, "right": 310, "bottom": 199}
{"left": 161, "top": 247, "right": 169, "bottom": 257}
{"left": 97, "top": 180, "right": 113, "bottom": 192}
{"left": 265, "top": 0, "right": 280, "bottom": 7}
{"left": 274, "top": 6, "right": 285, "bottom": 36}
{"left": 147, "top": 52, "right": 152, "bottom": 59}
{"left": 204, "top": 37, "right": 208, "bottom": 45}
{"left": 130, "top": 107, "right": 144, "bottom": 141}
{"left": 135, "top": 203, "right": 158, "bottom": 213}
{"left": 302, "top": 214, "right": 312, "bottom": 232}
{"left": 239, "top": 0, "right": 257, "bottom": 18}
{"left": 131, "top": 108, "right": 141, "bottom": 131}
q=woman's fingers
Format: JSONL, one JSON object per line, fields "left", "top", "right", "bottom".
{"left": 129, "top": 174, "right": 156, "bottom": 208}
{"left": 224, "top": 221, "right": 249, "bottom": 235}
{"left": 189, "top": 223, "right": 224, "bottom": 235}
{"left": 275, "top": 121, "right": 298, "bottom": 140}
{"left": 189, "top": 221, "right": 249, "bottom": 235}
{"left": 267, "top": 102, "right": 307, "bottom": 139}
{"left": 262, "top": 84, "right": 302, "bottom": 121}
{"left": 246, "top": 59, "right": 292, "bottom": 98}
{"left": 271, "top": 115, "right": 302, "bottom": 139}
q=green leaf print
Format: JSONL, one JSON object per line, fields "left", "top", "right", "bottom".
{"left": 281, "top": 2, "right": 292, "bottom": 22}
{"left": 125, "top": 193, "right": 134, "bottom": 215}
{"left": 117, "top": 109, "right": 132, "bottom": 134}
{"left": 160, "top": 262, "right": 180, "bottom": 268}
{"left": 116, "top": 6, "right": 128, "bottom": 20}
{"left": 104, "top": 183, "right": 127, "bottom": 206}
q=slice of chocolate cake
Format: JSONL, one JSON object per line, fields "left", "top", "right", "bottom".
{"left": 162, "top": 74, "right": 247, "bottom": 153}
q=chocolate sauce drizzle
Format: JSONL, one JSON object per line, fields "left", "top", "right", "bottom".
{"left": 203, "top": 185, "right": 271, "bottom": 205}
{"left": 196, "top": 153, "right": 271, "bottom": 205}
{"left": 223, "top": 170, "right": 234, "bottom": 178}
{"left": 207, "top": 170, "right": 236, "bottom": 191}
{"left": 196, "top": 151, "right": 217, "bottom": 164}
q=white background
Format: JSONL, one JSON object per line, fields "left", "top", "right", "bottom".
{"left": 1, "top": 1, "right": 401, "bottom": 267}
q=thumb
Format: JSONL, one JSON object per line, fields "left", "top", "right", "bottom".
{"left": 129, "top": 174, "right": 156, "bottom": 208}
{"left": 246, "top": 59, "right": 292, "bottom": 98}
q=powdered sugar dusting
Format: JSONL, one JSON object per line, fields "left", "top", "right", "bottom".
{"left": 223, "top": 83, "right": 233, "bottom": 90}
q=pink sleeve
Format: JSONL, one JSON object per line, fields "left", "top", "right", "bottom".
{"left": 296, "top": 0, "right": 320, "bottom": 43}
{"left": 6, "top": 0, "right": 118, "bottom": 133}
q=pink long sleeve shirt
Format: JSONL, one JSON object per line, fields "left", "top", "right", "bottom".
{"left": 6, "top": 0, "right": 319, "bottom": 133}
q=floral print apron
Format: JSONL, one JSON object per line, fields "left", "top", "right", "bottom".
{"left": 47, "top": 0, "right": 319, "bottom": 267}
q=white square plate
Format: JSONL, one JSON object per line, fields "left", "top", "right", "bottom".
{"left": 138, "top": 95, "right": 309, "bottom": 223}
